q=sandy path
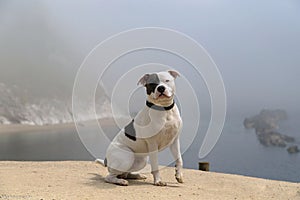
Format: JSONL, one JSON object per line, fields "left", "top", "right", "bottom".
{"left": 0, "top": 161, "right": 299, "bottom": 200}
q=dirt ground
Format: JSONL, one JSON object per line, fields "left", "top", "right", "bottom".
{"left": 0, "top": 161, "right": 299, "bottom": 200}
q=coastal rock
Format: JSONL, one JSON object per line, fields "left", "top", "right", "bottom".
{"left": 244, "top": 109, "right": 294, "bottom": 148}
{"left": 287, "top": 145, "right": 299, "bottom": 154}
{"left": 256, "top": 131, "right": 294, "bottom": 147}
{"left": 243, "top": 109, "right": 287, "bottom": 133}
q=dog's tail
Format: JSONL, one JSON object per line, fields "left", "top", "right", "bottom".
{"left": 95, "top": 158, "right": 107, "bottom": 167}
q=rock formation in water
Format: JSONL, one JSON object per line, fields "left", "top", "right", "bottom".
{"left": 287, "top": 145, "right": 299, "bottom": 154}
{"left": 256, "top": 131, "right": 294, "bottom": 147}
{"left": 244, "top": 109, "right": 296, "bottom": 148}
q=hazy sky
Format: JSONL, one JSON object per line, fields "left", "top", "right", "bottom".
{"left": 1, "top": 0, "right": 300, "bottom": 114}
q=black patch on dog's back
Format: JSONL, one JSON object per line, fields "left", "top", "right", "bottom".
{"left": 124, "top": 119, "right": 136, "bottom": 141}
{"left": 145, "top": 73, "right": 160, "bottom": 95}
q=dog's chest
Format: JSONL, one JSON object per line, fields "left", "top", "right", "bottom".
{"left": 155, "top": 115, "right": 182, "bottom": 150}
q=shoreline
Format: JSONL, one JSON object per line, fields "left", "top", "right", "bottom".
{"left": 0, "top": 161, "right": 299, "bottom": 200}
{"left": 0, "top": 117, "right": 120, "bottom": 134}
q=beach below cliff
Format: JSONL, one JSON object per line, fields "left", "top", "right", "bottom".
{"left": 0, "top": 161, "right": 299, "bottom": 200}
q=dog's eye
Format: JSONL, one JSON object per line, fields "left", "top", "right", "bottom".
{"left": 165, "top": 80, "right": 170, "bottom": 82}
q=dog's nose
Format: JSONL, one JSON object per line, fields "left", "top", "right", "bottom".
{"left": 157, "top": 85, "right": 165, "bottom": 93}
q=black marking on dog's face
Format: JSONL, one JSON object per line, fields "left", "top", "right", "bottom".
{"left": 145, "top": 73, "right": 160, "bottom": 95}
{"left": 124, "top": 119, "right": 136, "bottom": 141}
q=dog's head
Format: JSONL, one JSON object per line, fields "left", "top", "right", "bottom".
{"left": 138, "top": 70, "right": 180, "bottom": 106}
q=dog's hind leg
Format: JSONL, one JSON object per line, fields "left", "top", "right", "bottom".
{"left": 125, "top": 156, "right": 147, "bottom": 180}
{"left": 104, "top": 145, "right": 135, "bottom": 186}
{"left": 105, "top": 172, "right": 129, "bottom": 186}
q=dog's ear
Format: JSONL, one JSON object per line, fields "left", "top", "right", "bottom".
{"left": 137, "top": 74, "right": 150, "bottom": 86}
{"left": 168, "top": 70, "right": 180, "bottom": 79}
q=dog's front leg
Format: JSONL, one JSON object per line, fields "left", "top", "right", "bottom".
{"left": 148, "top": 142, "right": 167, "bottom": 186}
{"left": 170, "top": 136, "right": 183, "bottom": 183}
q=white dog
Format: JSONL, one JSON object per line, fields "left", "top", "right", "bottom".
{"left": 96, "top": 70, "right": 183, "bottom": 186}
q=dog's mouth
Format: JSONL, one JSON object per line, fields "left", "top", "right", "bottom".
{"left": 158, "top": 93, "right": 171, "bottom": 98}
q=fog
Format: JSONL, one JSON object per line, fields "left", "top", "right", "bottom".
{"left": 1, "top": 0, "right": 300, "bottom": 116}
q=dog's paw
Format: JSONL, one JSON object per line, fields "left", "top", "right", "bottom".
{"left": 105, "top": 176, "right": 128, "bottom": 186}
{"left": 175, "top": 173, "right": 184, "bottom": 183}
{"left": 116, "top": 179, "right": 129, "bottom": 186}
{"left": 154, "top": 181, "right": 167, "bottom": 186}
{"left": 176, "top": 176, "right": 184, "bottom": 183}
{"left": 126, "top": 173, "right": 147, "bottom": 180}
{"left": 136, "top": 174, "right": 147, "bottom": 180}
